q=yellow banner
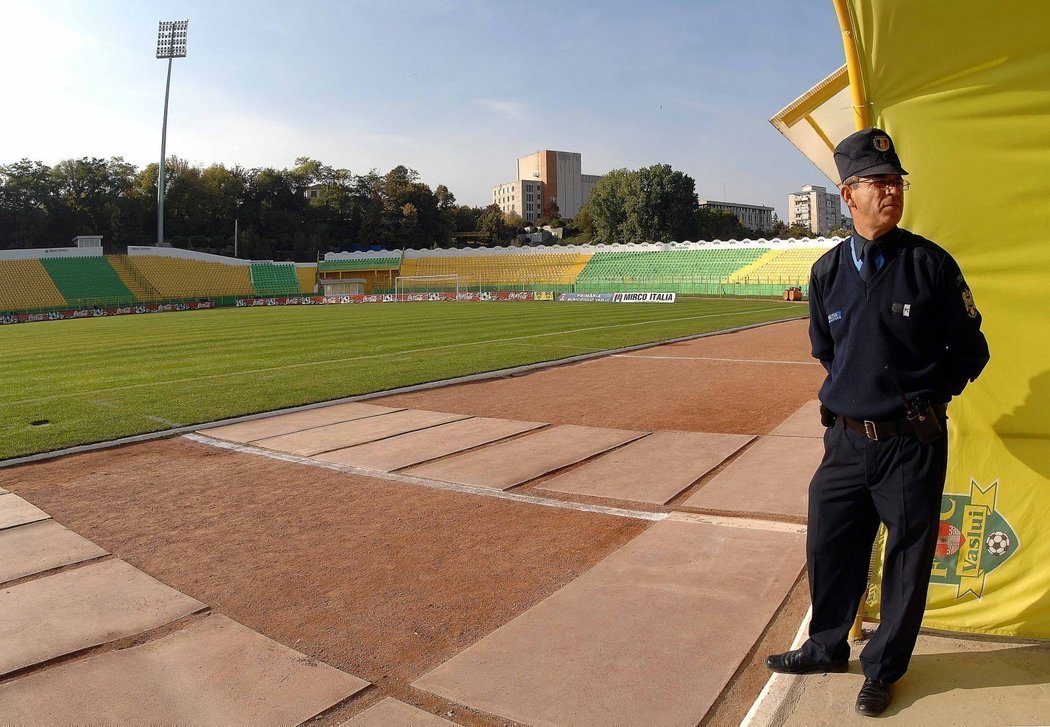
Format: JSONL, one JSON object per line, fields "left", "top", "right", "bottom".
{"left": 842, "top": 0, "right": 1050, "bottom": 637}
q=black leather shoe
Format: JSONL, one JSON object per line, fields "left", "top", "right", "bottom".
{"left": 855, "top": 677, "right": 892, "bottom": 716}
{"left": 764, "top": 649, "right": 848, "bottom": 674}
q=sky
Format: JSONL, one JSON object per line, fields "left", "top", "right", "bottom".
{"left": 0, "top": 0, "right": 847, "bottom": 220}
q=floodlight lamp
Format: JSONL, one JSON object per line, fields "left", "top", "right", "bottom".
{"left": 156, "top": 20, "right": 189, "bottom": 59}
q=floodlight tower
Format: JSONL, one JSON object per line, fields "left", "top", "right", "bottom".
{"left": 155, "top": 20, "right": 188, "bottom": 246}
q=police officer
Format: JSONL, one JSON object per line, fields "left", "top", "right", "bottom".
{"left": 765, "top": 128, "right": 989, "bottom": 717}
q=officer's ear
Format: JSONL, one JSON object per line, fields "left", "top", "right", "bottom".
{"left": 840, "top": 182, "right": 855, "bottom": 210}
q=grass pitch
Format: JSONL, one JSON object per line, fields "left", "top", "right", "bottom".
{"left": 0, "top": 298, "right": 805, "bottom": 460}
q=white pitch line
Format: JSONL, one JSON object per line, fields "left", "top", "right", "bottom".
{"left": 740, "top": 606, "right": 813, "bottom": 727}
{"left": 144, "top": 415, "right": 181, "bottom": 427}
{"left": 667, "top": 512, "right": 807, "bottom": 534}
{"left": 184, "top": 433, "right": 669, "bottom": 523}
{"left": 615, "top": 354, "right": 822, "bottom": 366}
{"left": 8, "top": 307, "right": 789, "bottom": 407}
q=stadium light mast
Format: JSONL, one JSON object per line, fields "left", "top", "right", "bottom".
{"left": 155, "top": 20, "right": 188, "bottom": 246}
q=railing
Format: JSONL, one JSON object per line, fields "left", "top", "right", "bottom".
{"left": 376, "top": 274, "right": 810, "bottom": 298}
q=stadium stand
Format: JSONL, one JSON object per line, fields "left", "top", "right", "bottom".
{"left": 125, "top": 255, "right": 253, "bottom": 299}
{"left": 0, "top": 259, "right": 68, "bottom": 311}
{"left": 318, "top": 257, "right": 401, "bottom": 294}
{"left": 295, "top": 265, "right": 317, "bottom": 295}
{"left": 573, "top": 248, "right": 768, "bottom": 293}
{"left": 108, "top": 254, "right": 160, "bottom": 301}
{"left": 39, "top": 256, "right": 136, "bottom": 306}
{"left": 727, "top": 246, "right": 828, "bottom": 284}
{"left": 250, "top": 262, "right": 300, "bottom": 296}
{"left": 317, "top": 258, "right": 401, "bottom": 271}
{"left": 398, "top": 252, "right": 590, "bottom": 291}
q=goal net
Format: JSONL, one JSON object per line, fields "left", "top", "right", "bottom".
{"left": 394, "top": 274, "right": 461, "bottom": 301}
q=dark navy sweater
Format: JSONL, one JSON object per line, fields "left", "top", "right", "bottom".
{"left": 808, "top": 227, "right": 989, "bottom": 421}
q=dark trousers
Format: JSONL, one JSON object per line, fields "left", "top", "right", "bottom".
{"left": 800, "top": 420, "right": 948, "bottom": 683}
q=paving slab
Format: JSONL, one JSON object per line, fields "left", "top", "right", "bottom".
{"left": 681, "top": 435, "right": 824, "bottom": 517}
{"left": 0, "top": 614, "right": 369, "bottom": 724}
{"left": 769, "top": 399, "right": 824, "bottom": 438}
{"left": 253, "top": 409, "right": 471, "bottom": 456}
{"left": 0, "top": 520, "right": 109, "bottom": 585}
{"left": 342, "top": 698, "right": 457, "bottom": 726}
{"left": 0, "top": 558, "right": 205, "bottom": 676}
{"left": 768, "top": 632, "right": 1050, "bottom": 726}
{"left": 0, "top": 493, "right": 50, "bottom": 531}
{"left": 317, "top": 416, "right": 548, "bottom": 471}
{"left": 201, "top": 402, "right": 403, "bottom": 443}
{"left": 413, "top": 517, "right": 806, "bottom": 727}
{"left": 538, "top": 430, "right": 754, "bottom": 505}
{"left": 403, "top": 424, "right": 646, "bottom": 490}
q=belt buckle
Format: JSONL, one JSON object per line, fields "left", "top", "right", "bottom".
{"left": 863, "top": 420, "right": 879, "bottom": 441}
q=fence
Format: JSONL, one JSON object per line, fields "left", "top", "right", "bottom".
{"left": 375, "top": 275, "right": 809, "bottom": 298}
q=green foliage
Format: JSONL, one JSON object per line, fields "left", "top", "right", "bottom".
{"left": 0, "top": 299, "right": 804, "bottom": 459}
{"left": 477, "top": 203, "right": 511, "bottom": 243}
{"left": 0, "top": 156, "right": 466, "bottom": 256}
{"left": 696, "top": 208, "right": 750, "bottom": 241}
{"left": 586, "top": 164, "right": 700, "bottom": 243}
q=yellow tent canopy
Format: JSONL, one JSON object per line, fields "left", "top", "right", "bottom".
{"left": 773, "top": 0, "right": 1050, "bottom": 638}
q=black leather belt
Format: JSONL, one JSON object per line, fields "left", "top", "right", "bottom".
{"left": 838, "top": 415, "right": 912, "bottom": 441}
{"left": 837, "top": 403, "right": 946, "bottom": 442}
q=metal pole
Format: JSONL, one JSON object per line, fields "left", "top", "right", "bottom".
{"left": 234, "top": 218, "right": 238, "bottom": 257}
{"left": 158, "top": 56, "right": 173, "bottom": 246}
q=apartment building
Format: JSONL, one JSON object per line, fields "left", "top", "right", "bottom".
{"left": 788, "top": 184, "right": 842, "bottom": 235}
{"left": 492, "top": 150, "right": 601, "bottom": 223}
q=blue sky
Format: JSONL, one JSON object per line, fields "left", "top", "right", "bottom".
{"left": 0, "top": 0, "right": 845, "bottom": 219}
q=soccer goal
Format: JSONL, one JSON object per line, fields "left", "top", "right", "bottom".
{"left": 394, "top": 274, "right": 461, "bottom": 301}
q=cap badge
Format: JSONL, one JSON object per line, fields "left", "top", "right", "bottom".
{"left": 873, "top": 136, "right": 891, "bottom": 152}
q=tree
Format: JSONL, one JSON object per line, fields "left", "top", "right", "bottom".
{"left": 626, "top": 164, "right": 699, "bottom": 241}
{"left": 696, "top": 208, "right": 749, "bottom": 241}
{"left": 0, "top": 159, "right": 61, "bottom": 247}
{"left": 478, "top": 204, "right": 508, "bottom": 244}
{"left": 0, "top": 155, "right": 463, "bottom": 256}
{"left": 538, "top": 197, "right": 560, "bottom": 226}
{"left": 586, "top": 168, "right": 634, "bottom": 243}
{"left": 569, "top": 204, "right": 594, "bottom": 242}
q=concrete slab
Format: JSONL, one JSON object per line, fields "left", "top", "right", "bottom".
{"left": 253, "top": 409, "right": 471, "bottom": 456}
{"left": 413, "top": 518, "right": 806, "bottom": 727}
{"left": 681, "top": 435, "right": 824, "bottom": 518}
{"left": 769, "top": 399, "right": 824, "bottom": 438}
{"left": 768, "top": 632, "right": 1050, "bottom": 726}
{"left": 403, "top": 424, "right": 646, "bottom": 491}
{"left": 0, "top": 520, "right": 109, "bottom": 585}
{"left": 0, "top": 493, "right": 50, "bottom": 531}
{"left": 0, "top": 615, "right": 369, "bottom": 724}
{"left": 201, "top": 402, "right": 403, "bottom": 444}
{"left": 538, "top": 430, "right": 754, "bottom": 505}
{"left": 342, "top": 698, "right": 457, "bottom": 726}
{"left": 317, "top": 416, "right": 548, "bottom": 471}
{"left": 0, "top": 558, "right": 205, "bottom": 676}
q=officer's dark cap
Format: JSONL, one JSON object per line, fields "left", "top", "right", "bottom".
{"left": 833, "top": 127, "right": 908, "bottom": 183}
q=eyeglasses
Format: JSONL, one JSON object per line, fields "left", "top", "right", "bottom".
{"left": 850, "top": 177, "right": 911, "bottom": 191}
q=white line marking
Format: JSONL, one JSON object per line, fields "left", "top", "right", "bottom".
{"left": 144, "top": 415, "right": 181, "bottom": 427}
{"left": 615, "top": 354, "right": 821, "bottom": 366}
{"left": 8, "top": 307, "right": 790, "bottom": 407}
{"left": 740, "top": 607, "right": 812, "bottom": 727}
{"left": 184, "top": 433, "right": 669, "bottom": 522}
{"left": 667, "top": 512, "right": 807, "bottom": 534}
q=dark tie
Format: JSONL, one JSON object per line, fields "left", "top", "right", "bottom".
{"left": 859, "top": 241, "right": 877, "bottom": 282}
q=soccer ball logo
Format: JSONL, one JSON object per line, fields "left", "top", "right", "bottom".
{"left": 986, "top": 531, "right": 1011, "bottom": 557}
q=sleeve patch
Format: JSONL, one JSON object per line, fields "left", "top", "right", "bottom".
{"left": 961, "top": 287, "right": 978, "bottom": 318}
